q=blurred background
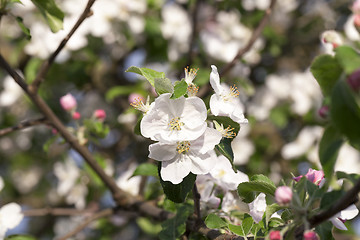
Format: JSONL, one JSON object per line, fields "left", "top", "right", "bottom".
{"left": 0, "top": 0, "right": 360, "bottom": 239}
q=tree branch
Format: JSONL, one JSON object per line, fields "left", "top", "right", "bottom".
{"left": 29, "top": 0, "right": 97, "bottom": 93}
{"left": 192, "top": 183, "right": 201, "bottom": 219}
{"left": 220, "top": 0, "right": 277, "bottom": 76}
{"left": 0, "top": 117, "right": 50, "bottom": 136}
{"left": 23, "top": 207, "right": 96, "bottom": 217}
{"left": 56, "top": 208, "right": 113, "bottom": 240}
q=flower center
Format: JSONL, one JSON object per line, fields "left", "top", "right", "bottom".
{"left": 184, "top": 66, "right": 199, "bottom": 85}
{"left": 221, "top": 85, "right": 239, "bottom": 102}
{"left": 169, "top": 117, "right": 184, "bottom": 131}
{"left": 176, "top": 141, "right": 191, "bottom": 154}
{"left": 130, "top": 96, "right": 151, "bottom": 113}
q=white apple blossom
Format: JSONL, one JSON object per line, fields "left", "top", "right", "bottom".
{"left": 141, "top": 93, "right": 207, "bottom": 143}
{"left": 149, "top": 128, "right": 222, "bottom": 184}
{"left": 209, "top": 65, "right": 248, "bottom": 124}
{"left": 0, "top": 203, "right": 24, "bottom": 240}
{"left": 54, "top": 158, "right": 80, "bottom": 196}
{"left": 116, "top": 163, "right": 142, "bottom": 196}
{"left": 330, "top": 204, "right": 359, "bottom": 230}
{"left": 221, "top": 191, "right": 249, "bottom": 215}
{"left": 249, "top": 193, "right": 266, "bottom": 223}
{"left": 209, "top": 155, "right": 249, "bottom": 191}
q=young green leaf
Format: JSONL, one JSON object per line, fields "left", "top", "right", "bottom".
{"left": 215, "top": 138, "right": 234, "bottom": 165}
{"left": 335, "top": 46, "right": 360, "bottom": 74}
{"left": 171, "top": 80, "right": 188, "bottom": 99}
{"left": 154, "top": 77, "right": 174, "bottom": 95}
{"left": 265, "top": 204, "right": 284, "bottom": 226}
{"left": 131, "top": 163, "right": 158, "bottom": 178}
{"left": 31, "top": 0, "right": 64, "bottom": 32}
{"left": 204, "top": 213, "right": 228, "bottom": 229}
{"left": 125, "top": 66, "right": 165, "bottom": 87}
{"left": 15, "top": 17, "right": 31, "bottom": 40}
{"left": 237, "top": 175, "right": 276, "bottom": 203}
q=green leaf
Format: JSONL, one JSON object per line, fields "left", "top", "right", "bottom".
{"left": 330, "top": 80, "right": 360, "bottom": 149}
{"left": 15, "top": 16, "right": 31, "bottom": 40}
{"left": 131, "top": 163, "right": 158, "bottom": 178}
{"left": 265, "top": 204, "right": 284, "bottom": 226}
{"left": 134, "top": 115, "right": 142, "bottom": 135}
{"left": 154, "top": 78, "right": 174, "bottom": 95}
{"left": 125, "top": 66, "right": 165, "bottom": 87}
{"left": 136, "top": 217, "right": 162, "bottom": 235}
{"left": 319, "top": 125, "right": 343, "bottom": 180}
{"left": 204, "top": 213, "right": 228, "bottom": 229}
{"left": 336, "top": 171, "right": 360, "bottom": 184}
{"left": 158, "top": 163, "right": 196, "bottom": 203}
{"left": 237, "top": 175, "right": 276, "bottom": 203}
{"left": 171, "top": 80, "right": 188, "bottom": 99}
{"left": 215, "top": 138, "right": 234, "bottom": 164}
{"left": 24, "top": 58, "right": 41, "bottom": 83}
{"left": 310, "top": 54, "right": 342, "bottom": 96}
{"left": 320, "top": 190, "right": 344, "bottom": 210}
{"left": 159, "top": 204, "right": 193, "bottom": 240}
{"left": 335, "top": 46, "right": 360, "bottom": 74}
{"left": 228, "top": 215, "right": 253, "bottom": 236}
{"left": 31, "top": 0, "right": 64, "bottom": 32}
{"left": 315, "top": 221, "right": 334, "bottom": 240}
{"left": 5, "top": 235, "right": 37, "bottom": 240}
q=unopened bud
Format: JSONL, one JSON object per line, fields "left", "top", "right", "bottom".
{"left": 94, "top": 109, "right": 106, "bottom": 121}
{"left": 318, "top": 105, "right": 329, "bottom": 119}
{"left": 269, "top": 230, "right": 282, "bottom": 240}
{"left": 347, "top": 68, "right": 360, "bottom": 92}
{"left": 303, "top": 230, "right": 319, "bottom": 240}
{"left": 275, "top": 186, "right": 292, "bottom": 205}
{"left": 72, "top": 112, "right": 81, "bottom": 120}
{"left": 321, "top": 30, "right": 343, "bottom": 50}
{"left": 60, "top": 93, "right": 77, "bottom": 111}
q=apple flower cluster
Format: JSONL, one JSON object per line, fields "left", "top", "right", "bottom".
{"left": 133, "top": 65, "right": 248, "bottom": 184}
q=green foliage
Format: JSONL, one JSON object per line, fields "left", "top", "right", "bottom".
{"left": 335, "top": 46, "right": 360, "bottom": 74}
{"left": 136, "top": 217, "right": 162, "bottom": 236}
{"left": 265, "top": 204, "right": 284, "bottom": 226}
{"left": 159, "top": 204, "right": 193, "bottom": 240}
{"left": 154, "top": 77, "right": 174, "bottom": 95}
{"left": 228, "top": 215, "right": 254, "bottom": 237}
{"left": 204, "top": 213, "right": 228, "bottom": 229}
{"left": 215, "top": 138, "right": 234, "bottom": 165}
{"left": 83, "top": 119, "right": 110, "bottom": 139}
{"left": 315, "top": 221, "right": 335, "bottom": 240}
{"left": 131, "top": 163, "right": 158, "bottom": 178}
{"left": 319, "top": 125, "right": 343, "bottom": 180}
{"left": 158, "top": 162, "right": 196, "bottom": 203}
{"left": 171, "top": 80, "right": 188, "bottom": 99}
{"left": 310, "top": 54, "right": 342, "bottom": 96}
{"left": 125, "top": 66, "right": 165, "bottom": 87}
{"left": 31, "top": 0, "right": 64, "bottom": 32}
{"left": 15, "top": 16, "right": 31, "bottom": 40}
{"left": 237, "top": 175, "right": 276, "bottom": 203}
{"left": 330, "top": 80, "right": 360, "bottom": 150}
{"left": 320, "top": 190, "right": 344, "bottom": 210}
{"left": 336, "top": 171, "right": 360, "bottom": 185}
{"left": 5, "top": 235, "right": 37, "bottom": 240}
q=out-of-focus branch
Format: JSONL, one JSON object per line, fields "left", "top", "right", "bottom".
{"left": 220, "top": 0, "right": 277, "bottom": 76}
{"left": 192, "top": 183, "right": 201, "bottom": 219}
{"left": 23, "top": 207, "right": 96, "bottom": 217}
{"left": 309, "top": 177, "right": 360, "bottom": 227}
{"left": 57, "top": 208, "right": 113, "bottom": 240}
{"left": 29, "top": 0, "right": 97, "bottom": 93}
{"left": 186, "top": 0, "right": 201, "bottom": 67}
{"left": 0, "top": 117, "right": 50, "bottom": 136}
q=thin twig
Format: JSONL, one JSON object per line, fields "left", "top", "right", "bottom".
{"left": 220, "top": 0, "right": 277, "bottom": 76}
{"left": 29, "top": 0, "right": 97, "bottom": 93}
{"left": 186, "top": 0, "right": 201, "bottom": 67}
{"left": 23, "top": 207, "right": 95, "bottom": 217}
{"left": 309, "top": 177, "right": 360, "bottom": 227}
{"left": 0, "top": 117, "right": 50, "bottom": 136}
{"left": 192, "top": 183, "right": 201, "bottom": 219}
{"left": 56, "top": 208, "right": 113, "bottom": 240}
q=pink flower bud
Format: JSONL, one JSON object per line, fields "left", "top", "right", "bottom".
{"left": 321, "top": 30, "right": 343, "bottom": 50}
{"left": 269, "top": 230, "right": 282, "bottom": 240}
{"left": 94, "top": 109, "right": 106, "bottom": 121}
{"left": 52, "top": 128, "right": 58, "bottom": 134}
{"left": 347, "top": 69, "right": 360, "bottom": 92}
{"left": 72, "top": 112, "right": 81, "bottom": 120}
{"left": 128, "top": 93, "right": 145, "bottom": 105}
{"left": 60, "top": 93, "right": 77, "bottom": 111}
{"left": 294, "top": 168, "right": 324, "bottom": 186}
{"left": 303, "top": 230, "right": 319, "bottom": 240}
{"left": 275, "top": 186, "right": 292, "bottom": 205}
{"left": 318, "top": 105, "right": 329, "bottom": 119}
{"left": 353, "top": 0, "right": 360, "bottom": 14}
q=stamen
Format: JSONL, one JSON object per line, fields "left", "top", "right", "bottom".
{"left": 130, "top": 96, "right": 151, "bottom": 113}
{"left": 187, "top": 84, "right": 199, "bottom": 97}
{"left": 176, "top": 141, "right": 191, "bottom": 154}
{"left": 214, "top": 121, "right": 236, "bottom": 138}
{"left": 221, "top": 85, "right": 239, "bottom": 102}
{"left": 169, "top": 117, "right": 184, "bottom": 131}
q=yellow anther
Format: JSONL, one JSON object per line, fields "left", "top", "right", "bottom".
{"left": 187, "top": 84, "right": 199, "bottom": 97}
{"left": 169, "top": 117, "right": 184, "bottom": 131}
{"left": 176, "top": 141, "right": 191, "bottom": 154}
{"left": 184, "top": 66, "right": 199, "bottom": 84}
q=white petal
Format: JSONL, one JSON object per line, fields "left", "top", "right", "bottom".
{"left": 339, "top": 204, "right": 359, "bottom": 220}
{"left": 249, "top": 193, "right": 266, "bottom": 223}
{"left": 149, "top": 142, "right": 177, "bottom": 161}
{"left": 181, "top": 97, "right": 207, "bottom": 127}
{"left": 209, "top": 94, "right": 222, "bottom": 116}
{"left": 0, "top": 203, "right": 23, "bottom": 229}
{"left": 210, "top": 65, "right": 223, "bottom": 94}
{"left": 196, "top": 128, "right": 222, "bottom": 154}
{"left": 188, "top": 151, "right": 217, "bottom": 175}
{"left": 160, "top": 157, "right": 192, "bottom": 184}
{"left": 330, "top": 217, "right": 348, "bottom": 230}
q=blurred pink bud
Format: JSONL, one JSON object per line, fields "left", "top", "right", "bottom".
{"left": 269, "top": 230, "right": 282, "bottom": 240}
{"left": 294, "top": 168, "right": 324, "bottom": 186}
{"left": 128, "top": 93, "right": 145, "bottom": 105}
{"left": 52, "top": 128, "right": 58, "bottom": 134}
{"left": 321, "top": 30, "right": 342, "bottom": 49}
{"left": 353, "top": 0, "right": 360, "bottom": 14}
{"left": 60, "top": 93, "right": 77, "bottom": 111}
{"left": 72, "top": 112, "right": 81, "bottom": 120}
{"left": 303, "top": 230, "right": 319, "bottom": 240}
{"left": 318, "top": 105, "right": 329, "bottom": 119}
{"left": 275, "top": 186, "right": 292, "bottom": 205}
{"left": 94, "top": 109, "right": 106, "bottom": 121}
{"left": 347, "top": 69, "right": 360, "bottom": 92}
{"left": 354, "top": 14, "right": 360, "bottom": 27}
